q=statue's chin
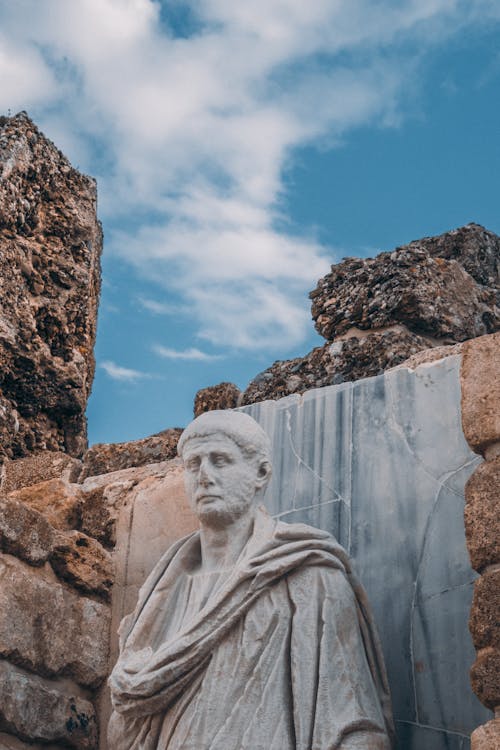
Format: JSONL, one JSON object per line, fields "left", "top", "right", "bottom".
{"left": 197, "top": 500, "right": 253, "bottom": 529}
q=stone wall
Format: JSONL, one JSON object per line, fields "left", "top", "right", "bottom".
{"left": 0, "top": 454, "right": 112, "bottom": 748}
{"left": 0, "top": 113, "right": 102, "bottom": 459}
{"left": 460, "top": 333, "right": 500, "bottom": 749}
{"left": 94, "top": 349, "right": 494, "bottom": 749}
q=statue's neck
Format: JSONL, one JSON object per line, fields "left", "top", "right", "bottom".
{"left": 199, "top": 511, "right": 256, "bottom": 573}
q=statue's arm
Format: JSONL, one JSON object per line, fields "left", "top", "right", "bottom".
{"left": 286, "top": 566, "right": 392, "bottom": 750}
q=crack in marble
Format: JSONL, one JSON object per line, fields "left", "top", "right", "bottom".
{"left": 284, "top": 407, "right": 348, "bottom": 505}
{"left": 421, "top": 579, "right": 476, "bottom": 603}
{"left": 395, "top": 719, "right": 470, "bottom": 740}
{"left": 273, "top": 496, "right": 342, "bottom": 520}
{"left": 385, "top": 371, "right": 473, "bottom": 491}
{"left": 409, "top": 479, "right": 448, "bottom": 725}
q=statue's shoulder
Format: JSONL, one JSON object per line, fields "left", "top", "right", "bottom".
{"left": 274, "top": 516, "right": 339, "bottom": 545}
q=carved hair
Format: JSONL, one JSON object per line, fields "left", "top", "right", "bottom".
{"left": 177, "top": 410, "right": 272, "bottom": 465}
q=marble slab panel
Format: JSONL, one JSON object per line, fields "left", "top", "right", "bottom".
{"left": 242, "top": 356, "right": 491, "bottom": 749}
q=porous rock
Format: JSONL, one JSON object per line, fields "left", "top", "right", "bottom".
{"left": 1, "top": 451, "right": 81, "bottom": 494}
{"left": 0, "top": 660, "right": 97, "bottom": 749}
{"left": 471, "top": 718, "right": 500, "bottom": 750}
{"left": 194, "top": 382, "right": 241, "bottom": 417}
{"left": 461, "top": 332, "right": 500, "bottom": 455}
{"left": 0, "top": 112, "right": 102, "bottom": 459}
{"left": 470, "top": 647, "right": 500, "bottom": 709}
{"left": 0, "top": 495, "right": 54, "bottom": 565}
{"left": 7, "top": 477, "right": 81, "bottom": 530}
{"left": 50, "top": 530, "right": 114, "bottom": 600}
{"left": 310, "top": 223, "right": 499, "bottom": 342}
{"left": 469, "top": 568, "right": 500, "bottom": 650}
{"left": 80, "top": 427, "right": 182, "bottom": 479}
{"left": 242, "top": 329, "right": 430, "bottom": 404}
{"left": 464, "top": 457, "right": 500, "bottom": 572}
{"left": 0, "top": 553, "right": 109, "bottom": 688}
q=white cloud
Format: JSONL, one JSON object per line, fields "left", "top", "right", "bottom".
{"left": 0, "top": 0, "right": 498, "bottom": 350}
{"left": 100, "top": 360, "right": 152, "bottom": 381}
{"left": 153, "top": 345, "right": 222, "bottom": 362}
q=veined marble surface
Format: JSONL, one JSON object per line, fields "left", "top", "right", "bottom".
{"left": 242, "top": 355, "right": 491, "bottom": 750}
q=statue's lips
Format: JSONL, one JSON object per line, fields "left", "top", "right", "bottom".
{"left": 196, "top": 494, "right": 222, "bottom": 504}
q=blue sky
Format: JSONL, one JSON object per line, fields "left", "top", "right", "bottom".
{"left": 0, "top": 1, "right": 499, "bottom": 446}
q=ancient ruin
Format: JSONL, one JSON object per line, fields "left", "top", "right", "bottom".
{"left": 0, "top": 114, "right": 498, "bottom": 749}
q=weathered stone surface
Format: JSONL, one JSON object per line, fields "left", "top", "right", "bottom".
{"left": 464, "top": 457, "right": 500, "bottom": 572}
{"left": 80, "top": 428, "right": 182, "bottom": 480}
{"left": 471, "top": 718, "right": 500, "bottom": 750}
{"left": 0, "top": 496, "right": 54, "bottom": 565}
{"left": 470, "top": 648, "right": 500, "bottom": 709}
{"left": 1, "top": 451, "right": 81, "bottom": 494}
{"left": 0, "top": 112, "right": 102, "bottom": 459}
{"left": 50, "top": 530, "right": 113, "bottom": 600}
{"left": 93, "top": 459, "right": 198, "bottom": 739}
{"left": 0, "top": 661, "right": 97, "bottom": 749}
{"left": 7, "top": 478, "right": 81, "bottom": 530}
{"left": 461, "top": 332, "right": 500, "bottom": 455}
{"left": 310, "top": 223, "right": 500, "bottom": 342}
{"left": 242, "top": 329, "right": 431, "bottom": 404}
{"left": 194, "top": 382, "right": 241, "bottom": 417}
{"left": 0, "top": 554, "right": 109, "bottom": 688}
{"left": 470, "top": 569, "right": 500, "bottom": 650}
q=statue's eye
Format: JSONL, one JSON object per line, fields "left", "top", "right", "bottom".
{"left": 186, "top": 458, "right": 200, "bottom": 471}
{"left": 212, "top": 454, "right": 229, "bottom": 467}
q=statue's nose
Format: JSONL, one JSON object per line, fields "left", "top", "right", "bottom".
{"left": 199, "top": 460, "right": 215, "bottom": 486}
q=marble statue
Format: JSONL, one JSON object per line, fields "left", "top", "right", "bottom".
{"left": 108, "top": 410, "right": 394, "bottom": 749}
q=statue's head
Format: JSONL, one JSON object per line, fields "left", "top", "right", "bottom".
{"left": 178, "top": 410, "right": 272, "bottom": 527}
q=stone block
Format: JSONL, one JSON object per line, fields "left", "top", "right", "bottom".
{"left": 0, "top": 660, "right": 97, "bottom": 749}
{"left": 0, "top": 554, "right": 109, "bottom": 688}
{"left": 194, "top": 382, "right": 241, "bottom": 417}
{"left": 0, "top": 496, "right": 54, "bottom": 565}
{"left": 50, "top": 530, "right": 114, "bottom": 600}
{"left": 8, "top": 478, "right": 81, "bottom": 530}
{"left": 461, "top": 332, "right": 500, "bottom": 455}
{"left": 470, "top": 569, "right": 500, "bottom": 650}
{"left": 464, "top": 457, "right": 500, "bottom": 571}
{"left": 1, "top": 451, "right": 81, "bottom": 494}
{"left": 80, "top": 428, "right": 182, "bottom": 479}
{"left": 471, "top": 718, "right": 500, "bottom": 750}
{"left": 470, "top": 647, "right": 500, "bottom": 709}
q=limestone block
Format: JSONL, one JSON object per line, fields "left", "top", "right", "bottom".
{"left": 8, "top": 478, "right": 81, "bottom": 530}
{"left": 464, "top": 457, "right": 500, "bottom": 571}
{"left": 470, "top": 647, "right": 500, "bottom": 709}
{"left": 471, "top": 718, "right": 500, "bottom": 750}
{"left": 470, "top": 569, "right": 500, "bottom": 649}
{"left": 50, "top": 530, "right": 114, "bottom": 600}
{"left": 80, "top": 428, "right": 181, "bottom": 479}
{"left": 80, "top": 459, "right": 184, "bottom": 548}
{"left": 0, "top": 554, "right": 110, "bottom": 688}
{"left": 0, "top": 661, "right": 97, "bottom": 749}
{"left": 1, "top": 451, "right": 81, "bottom": 494}
{"left": 461, "top": 332, "right": 500, "bottom": 454}
{"left": 194, "top": 382, "right": 241, "bottom": 417}
{"left": 0, "top": 495, "right": 54, "bottom": 565}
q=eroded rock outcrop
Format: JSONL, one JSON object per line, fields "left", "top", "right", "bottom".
{"left": 239, "top": 224, "right": 499, "bottom": 405}
{"left": 0, "top": 112, "right": 102, "bottom": 459}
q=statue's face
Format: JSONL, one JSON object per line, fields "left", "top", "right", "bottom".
{"left": 182, "top": 433, "right": 264, "bottom": 527}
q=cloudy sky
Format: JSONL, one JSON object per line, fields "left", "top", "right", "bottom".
{"left": 1, "top": 0, "right": 499, "bottom": 445}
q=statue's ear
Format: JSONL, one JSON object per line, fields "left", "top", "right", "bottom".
{"left": 256, "top": 460, "right": 272, "bottom": 489}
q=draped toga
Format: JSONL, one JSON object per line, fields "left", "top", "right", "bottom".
{"left": 108, "top": 507, "right": 394, "bottom": 749}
